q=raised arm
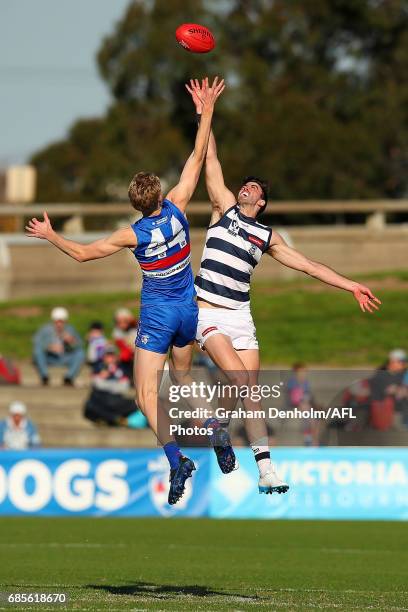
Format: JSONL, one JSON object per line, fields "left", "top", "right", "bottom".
{"left": 25, "top": 211, "right": 137, "bottom": 262}
{"left": 186, "top": 79, "right": 235, "bottom": 224}
{"left": 166, "top": 77, "right": 225, "bottom": 213}
{"left": 267, "top": 231, "right": 381, "bottom": 313}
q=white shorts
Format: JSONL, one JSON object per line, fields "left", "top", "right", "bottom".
{"left": 196, "top": 308, "right": 259, "bottom": 351}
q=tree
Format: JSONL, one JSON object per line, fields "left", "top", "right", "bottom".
{"left": 32, "top": 0, "right": 408, "bottom": 202}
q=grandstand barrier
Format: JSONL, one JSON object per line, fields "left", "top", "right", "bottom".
{"left": 1, "top": 224, "right": 408, "bottom": 299}
{"left": 0, "top": 448, "right": 407, "bottom": 520}
{"left": 2, "top": 200, "right": 408, "bottom": 229}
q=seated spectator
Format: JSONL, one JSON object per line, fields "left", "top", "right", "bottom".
{"left": 286, "top": 363, "right": 319, "bottom": 446}
{"left": 369, "top": 349, "right": 407, "bottom": 430}
{"left": 0, "top": 355, "right": 21, "bottom": 385}
{"left": 402, "top": 369, "right": 408, "bottom": 427}
{"left": 86, "top": 321, "right": 108, "bottom": 373}
{"left": 0, "top": 402, "right": 41, "bottom": 450}
{"left": 32, "top": 307, "right": 85, "bottom": 386}
{"left": 84, "top": 345, "right": 146, "bottom": 428}
{"left": 112, "top": 308, "right": 138, "bottom": 382}
{"left": 341, "top": 378, "right": 371, "bottom": 431}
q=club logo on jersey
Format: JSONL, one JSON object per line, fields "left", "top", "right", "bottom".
{"left": 248, "top": 245, "right": 257, "bottom": 257}
{"left": 227, "top": 219, "right": 240, "bottom": 237}
{"left": 140, "top": 334, "right": 149, "bottom": 345}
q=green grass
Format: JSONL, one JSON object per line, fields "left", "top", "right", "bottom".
{"left": 0, "top": 278, "right": 407, "bottom": 365}
{"left": 0, "top": 517, "right": 407, "bottom": 610}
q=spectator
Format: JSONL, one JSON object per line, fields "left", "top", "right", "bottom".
{"left": 0, "top": 402, "right": 41, "bottom": 450}
{"left": 86, "top": 321, "right": 108, "bottom": 373}
{"left": 112, "top": 308, "right": 138, "bottom": 382}
{"left": 84, "top": 345, "right": 147, "bottom": 428}
{"left": 286, "top": 363, "right": 319, "bottom": 446}
{"left": 369, "top": 349, "right": 407, "bottom": 430}
{"left": 402, "top": 369, "right": 408, "bottom": 427}
{"left": 33, "top": 307, "right": 85, "bottom": 386}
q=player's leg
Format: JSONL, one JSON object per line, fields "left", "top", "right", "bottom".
{"left": 134, "top": 305, "right": 197, "bottom": 504}
{"left": 134, "top": 346, "right": 195, "bottom": 505}
{"left": 238, "top": 349, "right": 289, "bottom": 494}
{"left": 201, "top": 333, "right": 256, "bottom": 473}
{"left": 134, "top": 347, "right": 173, "bottom": 445}
{"left": 169, "top": 340, "right": 236, "bottom": 473}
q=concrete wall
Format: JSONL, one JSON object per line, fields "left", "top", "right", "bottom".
{"left": 1, "top": 225, "right": 407, "bottom": 299}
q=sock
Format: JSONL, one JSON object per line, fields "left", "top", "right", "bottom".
{"left": 218, "top": 419, "right": 230, "bottom": 429}
{"left": 164, "top": 442, "right": 182, "bottom": 470}
{"left": 204, "top": 417, "right": 221, "bottom": 444}
{"left": 251, "top": 439, "right": 271, "bottom": 476}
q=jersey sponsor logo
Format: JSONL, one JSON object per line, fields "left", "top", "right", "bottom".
{"left": 140, "top": 243, "right": 190, "bottom": 271}
{"left": 248, "top": 235, "right": 264, "bottom": 248}
{"left": 142, "top": 255, "right": 191, "bottom": 279}
{"left": 202, "top": 326, "right": 218, "bottom": 337}
{"left": 152, "top": 217, "right": 168, "bottom": 226}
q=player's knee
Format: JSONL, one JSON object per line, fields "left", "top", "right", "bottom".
{"left": 226, "top": 369, "right": 249, "bottom": 389}
{"left": 169, "top": 367, "right": 189, "bottom": 386}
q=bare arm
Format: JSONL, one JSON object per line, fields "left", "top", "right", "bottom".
{"left": 25, "top": 212, "right": 137, "bottom": 262}
{"left": 186, "top": 79, "right": 235, "bottom": 224}
{"left": 166, "top": 77, "right": 225, "bottom": 213}
{"left": 268, "top": 231, "right": 381, "bottom": 313}
{"left": 206, "top": 130, "right": 236, "bottom": 221}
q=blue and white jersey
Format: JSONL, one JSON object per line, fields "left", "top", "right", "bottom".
{"left": 195, "top": 204, "right": 272, "bottom": 310}
{"left": 131, "top": 199, "right": 195, "bottom": 304}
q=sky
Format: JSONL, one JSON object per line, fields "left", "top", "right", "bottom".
{"left": 0, "top": 0, "right": 130, "bottom": 166}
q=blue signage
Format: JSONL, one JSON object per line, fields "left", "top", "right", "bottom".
{"left": 0, "top": 449, "right": 210, "bottom": 517}
{"left": 0, "top": 447, "right": 408, "bottom": 519}
{"left": 210, "top": 448, "right": 408, "bottom": 520}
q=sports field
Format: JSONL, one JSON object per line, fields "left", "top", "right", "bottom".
{"left": 0, "top": 517, "right": 407, "bottom": 611}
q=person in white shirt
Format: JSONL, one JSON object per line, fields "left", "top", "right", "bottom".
{"left": 0, "top": 402, "right": 41, "bottom": 450}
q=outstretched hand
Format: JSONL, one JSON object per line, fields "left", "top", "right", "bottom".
{"left": 25, "top": 211, "right": 53, "bottom": 240}
{"left": 352, "top": 284, "right": 381, "bottom": 313}
{"left": 186, "top": 77, "right": 225, "bottom": 113}
{"left": 186, "top": 78, "right": 205, "bottom": 113}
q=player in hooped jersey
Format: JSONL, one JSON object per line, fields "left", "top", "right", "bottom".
{"left": 187, "top": 79, "right": 382, "bottom": 495}
{"left": 25, "top": 77, "right": 226, "bottom": 505}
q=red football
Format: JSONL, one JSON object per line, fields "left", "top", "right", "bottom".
{"left": 175, "top": 23, "right": 215, "bottom": 54}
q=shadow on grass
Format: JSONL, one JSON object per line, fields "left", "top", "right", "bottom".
{"left": 87, "top": 581, "right": 257, "bottom": 600}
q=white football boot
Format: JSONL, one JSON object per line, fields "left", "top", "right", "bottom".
{"left": 258, "top": 467, "right": 289, "bottom": 495}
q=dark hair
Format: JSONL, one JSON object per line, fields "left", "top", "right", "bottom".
{"left": 241, "top": 176, "right": 269, "bottom": 216}
{"left": 89, "top": 321, "right": 104, "bottom": 330}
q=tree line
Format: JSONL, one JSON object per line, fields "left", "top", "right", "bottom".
{"left": 32, "top": 0, "right": 408, "bottom": 203}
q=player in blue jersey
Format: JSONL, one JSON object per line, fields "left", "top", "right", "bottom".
{"left": 25, "top": 77, "right": 226, "bottom": 505}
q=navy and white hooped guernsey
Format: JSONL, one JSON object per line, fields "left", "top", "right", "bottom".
{"left": 195, "top": 204, "right": 272, "bottom": 310}
{"left": 131, "top": 199, "right": 195, "bottom": 304}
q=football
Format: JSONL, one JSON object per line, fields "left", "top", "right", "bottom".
{"left": 175, "top": 23, "right": 215, "bottom": 53}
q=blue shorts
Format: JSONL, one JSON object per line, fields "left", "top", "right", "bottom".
{"left": 135, "top": 301, "right": 198, "bottom": 354}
